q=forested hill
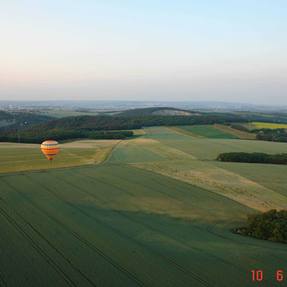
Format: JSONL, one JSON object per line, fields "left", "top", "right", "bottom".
{"left": 0, "top": 110, "right": 14, "bottom": 121}
{"left": 0, "top": 112, "right": 247, "bottom": 143}
{"left": 27, "top": 112, "right": 247, "bottom": 131}
{"left": 0, "top": 110, "right": 52, "bottom": 129}
{"left": 117, "top": 107, "right": 200, "bottom": 117}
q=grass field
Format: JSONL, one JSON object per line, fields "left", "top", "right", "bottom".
{"left": 214, "top": 124, "right": 256, "bottom": 140}
{"left": 174, "top": 125, "right": 239, "bottom": 139}
{"left": 0, "top": 140, "right": 119, "bottom": 173}
{"left": 0, "top": 126, "right": 287, "bottom": 286}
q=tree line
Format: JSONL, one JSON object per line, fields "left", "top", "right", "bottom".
{"left": 217, "top": 152, "right": 287, "bottom": 165}
{"left": 0, "top": 129, "right": 133, "bottom": 143}
{"left": 230, "top": 124, "right": 287, "bottom": 143}
{"left": 255, "top": 129, "right": 287, "bottom": 142}
{"left": 27, "top": 114, "right": 248, "bottom": 131}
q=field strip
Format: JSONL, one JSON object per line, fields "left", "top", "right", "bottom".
{"left": 0, "top": 143, "right": 38, "bottom": 148}
{"left": 144, "top": 143, "right": 196, "bottom": 160}
{"left": 213, "top": 124, "right": 256, "bottom": 140}
{"left": 61, "top": 139, "right": 120, "bottom": 148}
{"left": 0, "top": 159, "right": 45, "bottom": 165}
{"left": 134, "top": 161, "right": 287, "bottom": 212}
{"left": 168, "top": 126, "right": 203, "bottom": 138}
{"left": 249, "top": 122, "right": 287, "bottom": 129}
{"left": 117, "top": 137, "right": 196, "bottom": 161}
{"left": 132, "top": 129, "right": 146, "bottom": 135}
{"left": 60, "top": 149, "right": 96, "bottom": 162}
{"left": 102, "top": 140, "right": 123, "bottom": 164}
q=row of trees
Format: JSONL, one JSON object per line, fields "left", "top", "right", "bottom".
{"left": 217, "top": 152, "right": 287, "bottom": 165}
{"left": 241, "top": 113, "right": 287, "bottom": 124}
{"left": 230, "top": 123, "right": 287, "bottom": 143}
{"left": 256, "top": 129, "right": 287, "bottom": 142}
{"left": 234, "top": 209, "right": 287, "bottom": 244}
{"left": 0, "top": 129, "right": 133, "bottom": 143}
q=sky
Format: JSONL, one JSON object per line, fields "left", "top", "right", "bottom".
{"left": 0, "top": 0, "right": 286, "bottom": 105}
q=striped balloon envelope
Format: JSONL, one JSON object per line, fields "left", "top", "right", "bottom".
{"left": 40, "top": 140, "right": 60, "bottom": 161}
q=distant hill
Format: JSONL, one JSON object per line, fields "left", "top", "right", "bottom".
{"left": 0, "top": 110, "right": 14, "bottom": 120}
{"left": 31, "top": 111, "right": 246, "bottom": 131}
{"left": 0, "top": 111, "right": 14, "bottom": 128}
{"left": 0, "top": 110, "right": 53, "bottom": 130}
{"left": 118, "top": 107, "right": 201, "bottom": 117}
{"left": 0, "top": 111, "right": 248, "bottom": 143}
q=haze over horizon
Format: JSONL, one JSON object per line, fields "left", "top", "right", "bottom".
{"left": 0, "top": 1, "right": 286, "bottom": 105}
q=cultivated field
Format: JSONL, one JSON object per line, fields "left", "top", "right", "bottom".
{"left": 214, "top": 124, "right": 256, "bottom": 140}
{"left": 172, "top": 124, "right": 256, "bottom": 140}
{"left": 0, "top": 140, "right": 119, "bottom": 173}
{"left": 0, "top": 125, "right": 287, "bottom": 286}
{"left": 173, "top": 125, "right": 239, "bottom": 138}
{"left": 247, "top": 122, "right": 287, "bottom": 130}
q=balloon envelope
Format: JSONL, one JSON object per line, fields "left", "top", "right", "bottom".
{"left": 40, "top": 140, "right": 60, "bottom": 161}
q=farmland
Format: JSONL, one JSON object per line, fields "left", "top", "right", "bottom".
{"left": 172, "top": 124, "right": 255, "bottom": 140}
{"left": 173, "top": 124, "right": 239, "bottom": 138}
{"left": 0, "top": 140, "right": 119, "bottom": 173}
{"left": 0, "top": 125, "right": 287, "bottom": 286}
{"left": 247, "top": 122, "right": 287, "bottom": 130}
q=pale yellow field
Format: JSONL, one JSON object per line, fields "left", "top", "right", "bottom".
{"left": 134, "top": 160, "right": 287, "bottom": 212}
{"left": 249, "top": 122, "right": 287, "bottom": 129}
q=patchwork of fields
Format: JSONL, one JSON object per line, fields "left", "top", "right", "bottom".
{"left": 0, "top": 125, "right": 287, "bottom": 286}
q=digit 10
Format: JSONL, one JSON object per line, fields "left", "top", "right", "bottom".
{"left": 276, "top": 270, "right": 284, "bottom": 282}
{"left": 251, "top": 270, "right": 264, "bottom": 282}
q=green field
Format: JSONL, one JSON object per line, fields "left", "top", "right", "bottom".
{"left": 0, "top": 140, "right": 119, "bottom": 173}
{"left": 213, "top": 124, "right": 256, "bottom": 140}
{"left": 0, "top": 126, "right": 287, "bottom": 286}
{"left": 175, "top": 125, "right": 239, "bottom": 139}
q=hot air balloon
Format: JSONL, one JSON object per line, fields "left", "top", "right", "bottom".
{"left": 40, "top": 140, "right": 60, "bottom": 161}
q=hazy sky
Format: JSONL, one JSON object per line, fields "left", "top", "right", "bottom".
{"left": 0, "top": 0, "right": 286, "bottom": 104}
